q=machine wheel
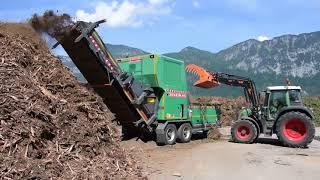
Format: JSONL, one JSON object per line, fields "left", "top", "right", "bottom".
{"left": 202, "top": 130, "right": 209, "bottom": 138}
{"left": 177, "top": 123, "right": 192, "bottom": 143}
{"left": 163, "top": 124, "right": 177, "bottom": 145}
{"left": 276, "top": 111, "right": 315, "bottom": 148}
{"left": 231, "top": 120, "right": 258, "bottom": 144}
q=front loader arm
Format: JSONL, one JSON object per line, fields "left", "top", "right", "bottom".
{"left": 186, "top": 64, "right": 259, "bottom": 107}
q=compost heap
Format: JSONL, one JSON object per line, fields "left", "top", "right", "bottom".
{"left": 193, "top": 96, "right": 247, "bottom": 126}
{"left": 214, "top": 97, "right": 247, "bottom": 126}
{"left": 0, "top": 23, "right": 143, "bottom": 179}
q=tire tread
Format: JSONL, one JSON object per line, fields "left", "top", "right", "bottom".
{"left": 231, "top": 120, "right": 258, "bottom": 144}
{"left": 276, "top": 111, "right": 315, "bottom": 148}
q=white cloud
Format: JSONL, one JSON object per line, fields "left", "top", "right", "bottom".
{"left": 76, "top": 0, "right": 174, "bottom": 28}
{"left": 257, "top": 35, "right": 270, "bottom": 42}
{"left": 192, "top": 0, "right": 200, "bottom": 8}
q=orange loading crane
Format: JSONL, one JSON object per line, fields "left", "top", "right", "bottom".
{"left": 185, "top": 64, "right": 220, "bottom": 88}
{"left": 186, "top": 64, "right": 259, "bottom": 107}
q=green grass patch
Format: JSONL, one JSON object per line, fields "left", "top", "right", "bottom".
{"left": 303, "top": 96, "right": 320, "bottom": 126}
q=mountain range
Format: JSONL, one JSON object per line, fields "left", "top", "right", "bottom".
{"left": 58, "top": 31, "right": 320, "bottom": 96}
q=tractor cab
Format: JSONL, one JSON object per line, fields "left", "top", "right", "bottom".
{"left": 262, "top": 86, "right": 302, "bottom": 120}
{"left": 263, "top": 86, "right": 302, "bottom": 119}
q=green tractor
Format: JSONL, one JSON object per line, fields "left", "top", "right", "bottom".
{"left": 234, "top": 86, "right": 315, "bottom": 147}
{"left": 186, "top": 64, "right": 315, "bottom": 147}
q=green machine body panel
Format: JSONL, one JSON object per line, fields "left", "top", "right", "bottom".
{"left": 118, "top": 54, "right": 220, "bottom": 132}
{"left": 118, "top": 54, "right": 189, "bottom": 121}
{"left": 190, "top": 102, "right": 220, "bottom": 126}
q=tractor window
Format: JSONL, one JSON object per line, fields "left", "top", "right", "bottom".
{"left": 269, "top": 91, "right": 286, "bottom": 117}
{"left": 289, "top": 90, "right": 302, "bottom": 105}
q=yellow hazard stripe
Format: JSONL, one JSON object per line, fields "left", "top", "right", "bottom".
{"left": 92, "top": 32, "right": 119, "bottom": 68}
{"left": 153, "top": 56, "right": 159, "bottom": 86}
{"left": 92, "top": 32, "right": 104, "bottom": 49}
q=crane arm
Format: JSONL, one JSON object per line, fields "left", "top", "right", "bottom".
{"left": 186, "top": 64, "right": 259, "bottom": 107}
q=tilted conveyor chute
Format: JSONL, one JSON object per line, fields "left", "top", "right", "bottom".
{"left": 55, "top": 20, "right": 158, "bottom": 130}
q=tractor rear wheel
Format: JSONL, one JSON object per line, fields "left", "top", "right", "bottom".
{"left": 276, "top": 111, "right": 315, "bottom": 148}
{"left": 177, "top": 123, "right": 192, "bottom": 143}
{"left": 231, "top": 120, "right": 258, "bottom": 144}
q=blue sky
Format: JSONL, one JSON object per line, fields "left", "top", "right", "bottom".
{"left": 1, "top": 0, "right": 320, "bottom": 54}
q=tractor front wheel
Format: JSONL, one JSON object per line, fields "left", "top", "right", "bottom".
{"left": 231, "top": 120, "right": 258, "bottom": 144}
{"left": 276, "top": 111, "right": 315, "bottom": 148}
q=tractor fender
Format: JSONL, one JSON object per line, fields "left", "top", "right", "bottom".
{"left": 276, "top": 106, "right": 314, "bottom": 120}
{"left": 239, "top": 117, "right": 261, "bottom": 135}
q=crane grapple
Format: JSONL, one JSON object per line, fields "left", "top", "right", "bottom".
{"left": 185, "top": 64, "right": 220, "bottom": 88}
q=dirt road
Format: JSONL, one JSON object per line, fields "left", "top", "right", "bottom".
{"left": 121, "top": 127, "right": 320, "bottom": 180}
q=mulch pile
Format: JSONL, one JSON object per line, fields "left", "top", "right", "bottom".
{"left": 190, "top": 97, "right": 246, "bottom": 141}
{"left": 193, "top": 96, "right": 248, "bottom": 126}
{"left": 0, "top": 23, "right": 143, "bottom": 179}
{"left": 210, "top": 97, "right": 248, "bottom": 126}
{"left": 207, "top": 128, "right": 222, "bottom": 140}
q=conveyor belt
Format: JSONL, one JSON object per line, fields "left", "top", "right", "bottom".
{"left": 56, "top": 21, "right": 157, "bottom": 127}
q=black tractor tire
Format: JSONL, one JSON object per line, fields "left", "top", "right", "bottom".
{"left": 231, "top": 119, "right": 258, "bottom": 144}
{"left": 276, "top": 111, "right": 315, "bottom": 148}
{"left": 202, "top": 130, "right": 209, "bottom": 139}
{"left": 177, "top": 123, "right": 192, "bottom": 143}
{"left": 252, "top": 121, "right": 261, "bottom": 141}
{"left": 162, "top": 124, "right": 177, "bottom": 145}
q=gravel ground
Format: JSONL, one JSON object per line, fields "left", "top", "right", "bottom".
{"left": 121, "top": 127, "right": 320, "bottom": 180}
